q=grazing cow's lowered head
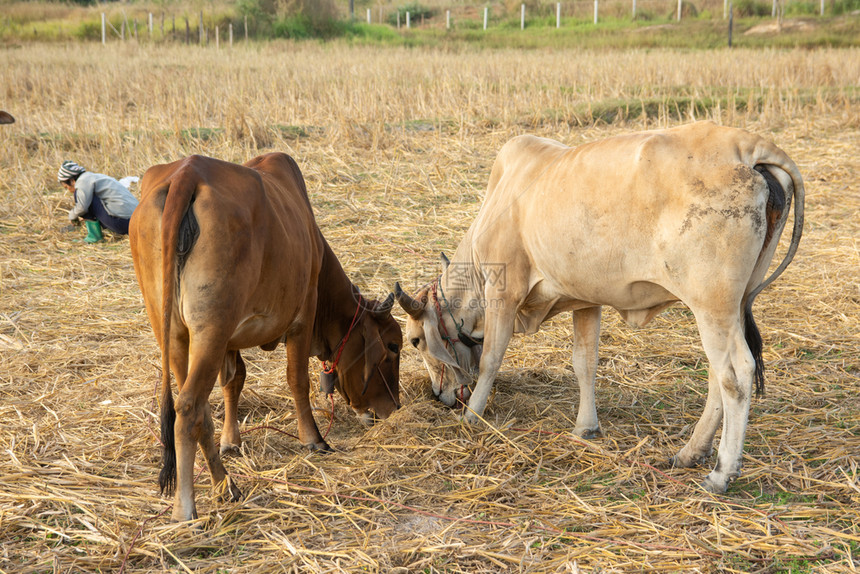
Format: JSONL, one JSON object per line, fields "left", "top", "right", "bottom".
{"left": 0, "top": 111, "right": 15, "bottom": 124}
{"left": 325, "top": 293, "right": 402, "bottom": 424}
{"left": 395, "top": 267, "right": 483, "bottom": 407}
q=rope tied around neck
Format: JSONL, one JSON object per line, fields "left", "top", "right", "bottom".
{"left": 321, "top": 294, "right": 364, "bottom": 378}
{"left": 431, "top": 279, "right": 463, "bottom": 366}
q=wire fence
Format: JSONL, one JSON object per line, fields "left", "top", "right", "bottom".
{"left": 92, "top": 0, "right": 846, "bottom": 45}
{"left": 373, "top": 0, "right": 754, "bottom": 27}
{"left": 371, "top": 0, "right": 841, "bottom": 27}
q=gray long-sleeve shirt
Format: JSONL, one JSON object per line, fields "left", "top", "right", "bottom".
{"left": 68, "top": 172, "right": 139, "bottom": 222}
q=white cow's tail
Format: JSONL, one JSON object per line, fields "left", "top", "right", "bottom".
{"left": 744, "top": 154, "right": 805, "bottom": 397}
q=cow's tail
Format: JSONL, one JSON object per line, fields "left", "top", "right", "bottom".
{"left": 743, "top": 152, "right": 805, "bottom": 397}
{"left": 158, "top": 165, "right": 199, "bottom": 496}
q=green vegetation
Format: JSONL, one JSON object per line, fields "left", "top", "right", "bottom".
{"left": 386, "top": 2, "right": 437, "bottom": 25}
{"left": 0, "top": 0, "right": 858, "bottom": 47}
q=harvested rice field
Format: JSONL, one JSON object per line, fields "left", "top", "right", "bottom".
{"left": 1, "top": 43, "right": 858, "bottom": 573}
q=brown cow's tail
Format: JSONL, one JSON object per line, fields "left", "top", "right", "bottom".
{"left": 158, "top": 365, "right": 176, "bottom": 495}
{"left": 743, "top": 153, "right": 805, "bottom": 398}
{"left": 158, "top": 164, "right": 200, "bottom": 496}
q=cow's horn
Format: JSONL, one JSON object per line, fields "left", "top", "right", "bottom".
{"left": 394, "top": 282, "right": 424, "bottom": 319}
{"left": 440, "top": 252, "right": 450, "bottom": 270}
{"left": 373, "top": 292, "right": 395, "bottom": 317}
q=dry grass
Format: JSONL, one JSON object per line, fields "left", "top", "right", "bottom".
{"left": 1, "top": 42, "right": 858, "bottom": 573}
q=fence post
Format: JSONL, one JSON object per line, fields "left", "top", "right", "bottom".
{"left": 594, "top": 0, "right": 599, "bottom": 24}
{"left": 229, "top": 23, "right": 233, "bottom": 47}
{"left": 819, "top": 0, "right": 824, "bottom": 15}
{"left": 447, "top": 10, "right": 451, "bottom": 29}
{"left": 483, "top": 6, "right": 488, "bottom": 30}
{"left": 161, "top": 12, "right": 164, "bottom": 38}
{"left": 728, "top": 2, "right": 733, "bottom": 46}
{"left": 633, "top": 0, "right": 637, "bottom": 19}
{"left": 557, "top": 3, "right": 561, "bottom": 27}
{"left": 101, "top": 13, "right": 106, "bottom": 44}
{"left": 148, "top": 13, "right": 153, "bottom": 37}
{"left": 521, "top": 4, "right": 525, "bottom": 29}
{"left": 199, "top": 12, "right": 203, "bottom": 44}
{"left": 772, "top": 0, "right": 777, "bottom": 17}
{"left": 244, "top": 15, "right": 248, "bottom": 41}
{"left": 216, "top": 26, "right": 219, "bottom": 49}
{"left": 185, "top": 17, "right": 189, "bottom": 44}
{"left": 724, "top": 0, "right": 727, "bottom": 18}
{"left": 397, "top": 11, "right": 400, "bottom": 28}
{"left": 406, "top": 11, "right": 410, "bottom": 28}
{"left": 367, "top": 8, "right": 371, "bottom": 23}
{"left": 677, "top": 0, "right": 682, "bottom": 20}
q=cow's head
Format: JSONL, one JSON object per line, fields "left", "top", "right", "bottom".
{"left": 394, "top": 280, "right": 482, "bottom": 408}
{"left": 332, "top": 293, "right": 401, "bottom": 424}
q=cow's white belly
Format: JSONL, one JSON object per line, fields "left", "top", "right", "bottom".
{"left": 518, "top": 268, "right": 679, "bottom": 332}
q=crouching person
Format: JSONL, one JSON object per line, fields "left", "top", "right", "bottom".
{"left": 58, "top": 160, "right": 139, "bottom": 243}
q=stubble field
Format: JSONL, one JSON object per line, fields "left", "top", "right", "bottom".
{"left": 1, "top": 42, "right": 859, "bottom": 573}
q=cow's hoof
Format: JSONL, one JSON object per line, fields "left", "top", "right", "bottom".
{"left": 670, "top": 451, "right": 707, "bottom": 469}
{"left": 306, "top": 441, "right": 333, "bottom": 453}
{"left": 170, "top": 505, "right": 199, "bottom": 523}
{"left": 217, "top": 477, "right": 244, "bottom": 503}
{"left": 573, "top": 426, "right": 601, "bottom": 440}
{"left": 220, "top": 444, "right": 242, "bottom": 457}
{"left": 668, "top": 455, "right": 688, "bottom": 468}
{"left": 457, "top": 411, "right": 482, "bottom": 425}
{"left": 700, "top": 474, "right": 729, "bottom": 494}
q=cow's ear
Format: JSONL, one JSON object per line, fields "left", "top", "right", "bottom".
{"left": 395, "top": 282, "right": 424, "bottom": 319}
{"left": 440, "top": 252, "right": 450, "bottom": 270}
{"left": 362, "top": 321, "right": 386, "bottom": 394}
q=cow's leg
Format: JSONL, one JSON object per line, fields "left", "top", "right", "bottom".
{"left": 219, "top": 350, "right": 246, "bottom": 457}
{"left": 671, "top": 367, "right": 722, "bottom": 468}
{"left": 686, "top": 312, "right": 755, "bottom": 493}
{"left": 571, "top": 306, "right": 602, "bottom": 439}
{"left": 171, "top": 360, "right": 217, "bottom": 522}
{"left": 166, "top": 330, "right": 190, "bottom": 391}
{"left": 462, "top": 304, "right": 517, "bottom": 425}
{"left": 198, "top": 397, "right": 242, "bottom": 504}
{"left": 285, "top": 333, "right": 330, "bottom": 452}
{"left": 171, "top": 348, "right": 240, "bottom": 522}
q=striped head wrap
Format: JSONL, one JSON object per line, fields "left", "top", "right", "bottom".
{"left": 57, "top": 160, "right": 86, "bottom": 182}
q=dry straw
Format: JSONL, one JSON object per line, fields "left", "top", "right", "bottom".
{"left": 0, "top": 42, "right": 858, "bottom": 572}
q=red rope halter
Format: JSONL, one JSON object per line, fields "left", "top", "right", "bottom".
{"left": 321, "top": 294, "right": 364, "bottom": 378}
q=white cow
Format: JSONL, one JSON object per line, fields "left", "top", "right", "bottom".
{"left": 396, "top": 121, "right": 804, "bottom": 493}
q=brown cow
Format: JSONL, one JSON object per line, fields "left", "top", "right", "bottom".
{"left": 130, "top": 153, "right": 402, "bottom": 522}
{"left": 0, "top": 111, "right": 14, "bottom": 124}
